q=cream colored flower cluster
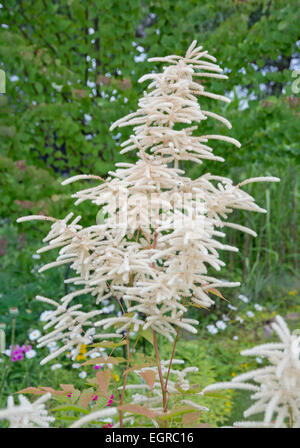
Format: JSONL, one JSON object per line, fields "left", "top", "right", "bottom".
{"left": 0, "top": 393, "right": 54, "bottom": 428}
{"left": 202, "top": 316, "right": 300, "bottom": 428}
{"left": 18, "top": 41, "right": 279, "bottom": 360}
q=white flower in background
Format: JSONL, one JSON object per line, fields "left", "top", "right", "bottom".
{"left": 246, "top": 311, "right": 255, "bottom": 318}
{"left": 228, "top": 304, "right": 238, "bottom": 311}
{"left": 32, "top": 254, "right": 41, "bottom": 260}
{"left": 40, "top": 311, "right": 54, "bottom": 322}
{"left": 235, "top": 316, "right": 244, "bottom": 323}
{"left": 202, "top": 316, "right": 300, "bottom": 428}
{"left": 0, "top": 393, "right": 54, "bottom": 428}
{"left": 89, "top": 351, "right": 101, "bottom": 358}
{"left": 233, "top": 335, "right": 239, "bottom": 341}
{"left": 256, "top": 357, "right": 263, "bottom": 364}
{"left": 17, "top": 41, "right": 279, "bottom": 356}
{"left": 25, "top": 349, "right": 37, "bottom": 359}
{"left": 238, "top": 294, "right": 249, "bottom": 303}
{"left": 46, "top": 341, "right": 57, "bottom": 349}
{"left": 207, "top": 324, "right": 218, "bottom": 335}
{"left": 51, "top": 82, "right": 63, "bottom": 92}
{"left": 254, "top": 304, "right": 263, "bottom": 311}
{"left": 29, "top": 329, "right": 41, "bottom": 341}
{"left": 51, "top": 363, "right": 62, "bottom": 370}
{"left": 222, "top": 314, "right": 230, "bottom": 322}
{"left": 216, "top": 320, "right": 227, "bottom": 330}
{"left": 72, "top": 363, "right": 80, "bottom": 369}
{"left": 84, "top": 114, "right": 92, "bottom": 123}
{"left": 79, "top": 371, "right": 87, "bottom": 379}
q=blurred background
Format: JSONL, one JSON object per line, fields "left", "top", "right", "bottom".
{"left": 0, "top": 0, "right": 299, "bottom": 426}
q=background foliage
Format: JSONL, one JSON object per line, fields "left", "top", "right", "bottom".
{"left": 0, "top": 0, "right": 299, "bottom": 427}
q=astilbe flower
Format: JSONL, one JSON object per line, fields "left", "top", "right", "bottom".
{"left": 201, "top": 316, "right": 300, "bottom": 428}
{"left": 17, "top": 41, "right": 279, "bottom": 360}
{"left": 0, "top": 393, "right": 54, "bottom": 428}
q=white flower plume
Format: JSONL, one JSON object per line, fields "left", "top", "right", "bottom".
{"left": 0, "top": 393, "right": 54, "bottom": 428}
{"left": 17, "top": 41, "right": 279, "bottom": 361}
{"left": 201, "top": 316, "right": 300, "bottom": 428}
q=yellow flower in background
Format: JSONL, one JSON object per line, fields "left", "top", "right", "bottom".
{"left": 225, "top": 401, "right": 232, "bottom": 409}
{"left": 113, "top": 373, "right": 120, "bottom": 382}
{"left": 288, "top": 290, "right": 297, "bottom": 296}
{"left": 242, "top": 363, "right": 249, "bottom": 369}
{"left": 231, "top": 372, "right": 236, "bottom": 377}
{"left": 76, "top": 353, "right": 86, "bottom": 361}
{"left": 79, "top": 344, "right": 87, "bottom": 354}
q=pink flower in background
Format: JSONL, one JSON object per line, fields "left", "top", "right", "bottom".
{"left": 102, "top": 423, "right": 113, "bottom": 428}
{"left": 91, "top": 394, "right": 98, "bottom": 401}
{"left": 6, "top": 344, "right": 36, "bottom": 362}
{"left": 21, "top": 344, "right": 32, "bottom": 353}
{"left": 94, "top": 364, "right": 103, "bottom": 370}
{"left": 67, "top": 393, "right": 72, "bottom": 398}
{"left": 106, "top": 394, "right": 114, "bottom": 406}
{"left": 12, "top": 352, "right": 24, "bottom": 362}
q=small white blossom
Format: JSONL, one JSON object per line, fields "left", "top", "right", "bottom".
{"left": 216, "top": 320, "right": 227, "bottom": 330}
{"left": 25, "top": 349, "right": 37, "bottom": 359}
{"left": 51, "top": 82, "right": 63, "bottom": 92}
{"left": 228, "top": 304, "right": 238, "bottom": 311}
{"left": 72, "top": 363, "right": 81, "bottom": 369}
{"left": 51, "top": 363, "right": 62, "bottom": 370}
{"left": 29, "top": 330, "right": 41, "bottom": 341}
{"left": 84, "top": 114, "right": 92, "bottom": 123}
{"left": 254, "top": 304, "right": 263, "bottom": 311}
{"left": 89, "top": 351, "right": 101, "bottom": 358}
{"left": 246, "top": 311, "right": 255, "bottom": 318}
{"left": 40, "top": 311, "right": 54, "bottom": 322}
{"left": 79, "top": 371, "right": 87, "bottom": 379}
{"left": 206, "top": 324, "right": 218, "bottom": 335}
{"left": 46, "top": 341, "right": 57, "bottom": 349}
{"left": 238, "top": 294, "right": 249, "bottom": 303}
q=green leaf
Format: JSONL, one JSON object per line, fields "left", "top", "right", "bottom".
{"left": 138, "top": 328, "right": 154, "bottom": 346}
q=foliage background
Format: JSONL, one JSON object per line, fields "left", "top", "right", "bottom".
{"left": 0, "top": 0, "right": 299, "bottom": 427}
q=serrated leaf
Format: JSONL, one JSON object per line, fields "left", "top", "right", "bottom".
{"left": 89, "top": 340, "right": 126, "bottom": 349}
{"left": 17, "top": 387, "right": 45, "bottom": 395}
{"left": 118, "top": 404, "right": 157, "bottom": 420}
{"left": 202, "top": 392, "right": 227, "bottom": 399}
{"left": 139, "top": 370, "right": 156, "bottom": 390}
{"left": 158, "top": 406, "right": 198, "bottom": 421}
{"left": 182, "top": 411, "right": 202, "bottom": 426}
{"left": 96, "top": 370, "right": 111, "bottom": 398}
{"left": 51, "top": 405, "right": 90, "bottom": 414}
{"left": 82, "top": 356, "right": 126, "bottom": 366}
